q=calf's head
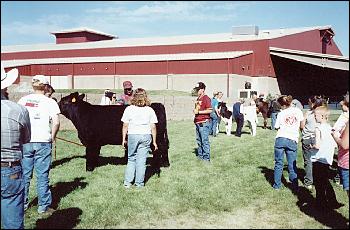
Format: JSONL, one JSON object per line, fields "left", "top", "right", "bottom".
{"left": 58, "top": 92, "right": 85, "bottom": 117}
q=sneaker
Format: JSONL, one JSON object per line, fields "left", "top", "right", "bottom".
{"left": 124, "top": 184, "right": 132, "bottom": 189}
{"left": 38, "top": 207, "right": 55, "bottom": 216}
{"left": 305, "top": 185, "right": 313, "bottom": 191}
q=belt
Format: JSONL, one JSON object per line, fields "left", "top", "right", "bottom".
{"left": 196, "top": 120, "right": 209, "bottom": 127}
{"left": 1, "top": 161, "right": 21, "bottom": 167}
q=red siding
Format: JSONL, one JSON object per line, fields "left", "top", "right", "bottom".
{"left": 1, "top": 40, "right": 265, "bottom": 60}
{"left": 269, "top": 30, "right": 342, "bottom": 55}
{"left": 115, "top": 61, "right": 167, "bottom": 75}
{"left": 22, "top": 54, "right": 258, "bottom": 76}
{"left": 73, "top": 62, "right": 115, "bottom": 75}
{"left": 55, "top": 32, "right": 114, "bottom": 44}
{"left": 169, "top": 59, "right": 227, "bottom": 74}
{"left": 56, "top": 35, "right": 88, "bottom": 44}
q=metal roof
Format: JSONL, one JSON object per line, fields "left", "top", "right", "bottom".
{"left": 2, "top": 25, "right": 333, "bottom": 53}
{"left": 1, "top": 51, "right": 253, "bottom": 68}
{"left": 270, "top": 47, "right": 349, "bottom": 71}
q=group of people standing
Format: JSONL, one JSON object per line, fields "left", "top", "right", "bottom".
{"left": 272, "top": 93, "right": 349, "bottom": 210}
{"left": 192, "top": 81, "right": 348, "bottom": 211}
{"left": 1, "top": 63, "right": 158, "bottom": 229}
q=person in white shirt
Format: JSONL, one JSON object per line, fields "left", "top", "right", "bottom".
{"left": 244, "top": 100, "right": 258, "bottom": 136}
{"left": 121, "top": 88, "right": 158, "bottom": 188}
{"left": 273, "top": 95, "right": 304, "bottom": 190}
{"left": 18, "top": 75, "right": 60, "bottom": 215}
{"left": 100, "top": 89, "right": 116, "bottom": 105}
{"left": 311, "top": 106, "right": 343, "bottom": 209}
{"left": 333, "top": 94, "right": 349, "bottom": 138}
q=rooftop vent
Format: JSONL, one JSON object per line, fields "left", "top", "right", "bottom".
{"left": 232, "top": 25, "right": 259, "bottom": 36}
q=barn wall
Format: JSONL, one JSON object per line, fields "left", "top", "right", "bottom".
{"left": 269, "top": 30, "right": 342, "bottom": 55}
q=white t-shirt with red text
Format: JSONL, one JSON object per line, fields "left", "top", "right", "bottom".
{"left": 275, "top": 106, "right": 304, "bottom": 142}
{"left": 18, "top": 94, "right": 60, "bottom": 142}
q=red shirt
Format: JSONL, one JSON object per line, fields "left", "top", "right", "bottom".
{"left": 194, "top": 95, "right": 211, "bottom": 123}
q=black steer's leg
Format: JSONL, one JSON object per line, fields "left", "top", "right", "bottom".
{"left": 152, "top": 149, "right": 161, "bottom": 177}
{"left": 160, "top": 148, "right": 170, "bottom": 168}
{"left": 86, "top": 145, "right": 101, "bottom": 171}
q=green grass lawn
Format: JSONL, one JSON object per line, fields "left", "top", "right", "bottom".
{"left": 24, "top": 112, "right": 349, "bottom": 228}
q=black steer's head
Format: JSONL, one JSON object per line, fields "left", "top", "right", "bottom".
{"left": 219, "top": 102, "right": 228, "bottom": 115}
{"left": 58, "top": 92, "right": 85, "bottom": 117}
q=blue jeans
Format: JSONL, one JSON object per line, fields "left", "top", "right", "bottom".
{"left": 124, "top": 134, "right": 152, "bottom": 187}
{"left": 301, "top": 140, "right": 317, "bottom": 186}
{"left": 195, "top": 120, "right": 211, "bottom": 161}
{"left": 22, "top": 142, "right": 52, "bottom": 212}
{"left": 339, "top": 167, "right": 349, "bottom": 191}
{"left": 1, "top": 165, "right": 24, "bottom": 229}
{"left": 273, "top": 137, "right": 298, "bottom": 189}
{"left": 210, "top": 112, "right": 218, "bottom": 136}
{"left": 271, "top": 112, "right": 278, "bottom": 130}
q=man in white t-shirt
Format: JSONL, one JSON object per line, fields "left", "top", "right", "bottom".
{"left": 18, "top": 75, "right": 60, "bottom": 215}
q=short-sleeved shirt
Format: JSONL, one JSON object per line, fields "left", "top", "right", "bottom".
{"left": 18, "top": 94, "right": 61, "bottom": 142}
{"left": 1, "top": 99, "right": 31, "bottom": 161}
{"left": 275, "top": 106, "right": 304, "bottom": 142}
{"left": 121, "top": 105, "right": 158, "bottom": 134}
{"left": 194, "top": 95, "right": 211, "bottom": 123}
{"left": 311, "top": 123, "right": 337, "bottom": 165}
{"left": 301, "top": 110, "right": 317, "bottom": 140}
{"left": 211, "top": 97, "right": 219, "bottom": 110}
{"left": 100, "top": 96, "right": 112, "bottom": 105}
{"left": 116, "top": 94, "right": 133, "bottom": 105}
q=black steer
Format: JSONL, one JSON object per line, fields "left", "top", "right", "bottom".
{"left": 58, "top": 92, "right": 170, "bottom": 172}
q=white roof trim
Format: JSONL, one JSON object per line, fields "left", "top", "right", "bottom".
{"left": 1, "top": 51, "right": 253, "bottom": 68}
{"left": 2, "top": 25, "right": 332, "bottom": 53}
{"left": 270, "top": 47, "right": 349, "bottom": 71}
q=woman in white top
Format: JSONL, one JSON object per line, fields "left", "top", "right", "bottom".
{"left": 273, "top": 95, "right": 304, "bottom": 190}
{"left": 121, "top": 88, "right": 158, "bottom": 188}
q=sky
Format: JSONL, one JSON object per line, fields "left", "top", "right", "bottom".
{"left": 1, "top": 1, "right": 349, "bottom": 56}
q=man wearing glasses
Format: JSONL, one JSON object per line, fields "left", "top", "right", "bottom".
{"left": 116, "top": 81, "right": 134, "bottom": 105}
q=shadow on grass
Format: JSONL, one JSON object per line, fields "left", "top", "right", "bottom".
{"left": 51, "top": 155, "right": 85, "bottom": 169}
{"left": 257, "top": 124, "right": 271, "bottom": 129}
{"left": 98, "top": 156, "right": 127, "bottom": 167}
{"left": 35, "top": 207, "right": 82, "bottom": 229}
{"left": 259, "top": 166, "right": 348, "bottom": 229}
{"left": 28, "top": 177, "right": 88, "bottom": 210}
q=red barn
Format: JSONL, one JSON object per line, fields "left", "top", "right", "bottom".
{"left": 1, "top": 25, "right": 348, "bottom": 103}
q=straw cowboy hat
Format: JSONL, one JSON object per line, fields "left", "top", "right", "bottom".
{"left": 1, "top": 63, "right": 19, "bottom": 89}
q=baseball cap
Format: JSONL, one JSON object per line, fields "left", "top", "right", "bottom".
{"left": 1, "top": 63, "right": 19, "bottom": 89}
{"left": 194, "top": 82, "right": 206, "bottom": 91}
{"left": 32, "top": 75, "right": 49, "bottom": 85}
{"left": 123, "top": 81, "right": 133, "bottom": 89}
